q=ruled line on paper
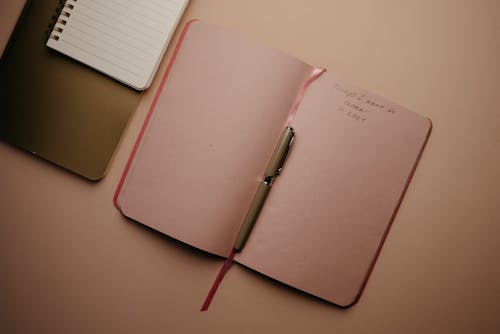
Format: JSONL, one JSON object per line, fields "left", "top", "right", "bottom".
{"left": 74, "top": 3, "right": 163, "bottom": 42}
{"left": 107, "top": 0, "right": 176, "bottom": 27}
{"left": 68, "top": 16, "right": 156, "bottom": 58}
{"left": 70, "top": 11, "right": 161, "bottom": 50}
{"left": 82, "top": 0, "right": 166, "bottom": 35}
{"left": 121, "top": 0, "right": 169, "bottom": 14}
{"left": 62, "top": 25, "right": 153, "bottom": 67}
{"left": 134, "top": 0, "right": 172, "bottom": 12}
{"left": 59, "top": 39, "right": 144, "bottom": 79}
{"left": 61, "top": 30, "right": 149, "bottom": 74}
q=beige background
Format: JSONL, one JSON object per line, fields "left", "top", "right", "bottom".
{"left": 1, "top": 0, "right": 499, "bottom": 333}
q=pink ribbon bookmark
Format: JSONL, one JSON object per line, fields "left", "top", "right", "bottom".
{"left": 285, "top": 68, "right": 326, "bottom": 126}
{"left": 200, "top": 249, "right": 236, "bottom": 311}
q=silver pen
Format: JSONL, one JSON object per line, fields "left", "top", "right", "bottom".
{"left": 233, "top": 126, "right": 295, "bottom": 251}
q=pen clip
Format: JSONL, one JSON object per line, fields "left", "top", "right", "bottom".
{"left": 264, "top": 127, "right": 295, "bottom": 179}
{"left": 277, "top": 132, "right": 294, "bottom": 175}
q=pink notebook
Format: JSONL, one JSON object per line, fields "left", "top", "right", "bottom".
{"left": 114, "top": 20, "right": 431, "bottom": 308}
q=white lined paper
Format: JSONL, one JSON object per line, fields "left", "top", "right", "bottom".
{"left": 47, "top": 0, "right": 189, "bottom": 90}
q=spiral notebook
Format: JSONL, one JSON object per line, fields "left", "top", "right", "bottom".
{"left": 46, "top": 0, "right": 189, "bottom": 90}
{"left": 0, "top": 0, "right": 145, "bottom": 180}
{"left": 114, "top": 20, "right": 432, "bottom": 308}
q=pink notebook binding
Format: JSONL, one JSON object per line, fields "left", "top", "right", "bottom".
{"left": 114, "top": 20, "right": 431, "bottom": 308}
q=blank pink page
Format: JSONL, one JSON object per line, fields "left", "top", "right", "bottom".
{"left": 236, "top": 73, "right": 431, "bottom": 306}
{"left": 116, "top": 21, "right": 314, "bottom": 257}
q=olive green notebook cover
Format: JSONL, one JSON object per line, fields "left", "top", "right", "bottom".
{"left": 0, "top": 0, "right": 141, "bottom": 180}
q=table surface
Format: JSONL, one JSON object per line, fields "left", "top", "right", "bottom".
{"left": 1, "top": 1, "right": 499, "bottom": 333}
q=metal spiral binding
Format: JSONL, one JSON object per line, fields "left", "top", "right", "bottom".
{"left": 48, "top": 0, "right": 77, "bottom": 41}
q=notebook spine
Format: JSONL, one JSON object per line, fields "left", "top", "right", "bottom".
{"left": 48, "top": 0, "right": 76, "bottom": 41}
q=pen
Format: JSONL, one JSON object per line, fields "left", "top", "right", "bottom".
{"left": 233, "top": 126, "right": 295, "bottom": 251}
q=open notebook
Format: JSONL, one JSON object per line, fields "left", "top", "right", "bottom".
{"left": 46, "top": 0, "right": 189, "bottom": 90}
{"left": 114, "top": 20, "right": 431, "bottom": 307}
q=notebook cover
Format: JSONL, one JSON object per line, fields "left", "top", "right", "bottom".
{"left": 0, "top": 0, "right": 141, "bottom": 180}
